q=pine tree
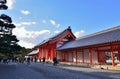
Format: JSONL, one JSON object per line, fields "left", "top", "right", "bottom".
{"left": 0, "top": 0, "right": 22, "bottom": 57}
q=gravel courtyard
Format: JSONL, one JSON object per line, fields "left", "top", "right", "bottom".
{"left": 0, "top": 62, "right": 120, "bottom": 79}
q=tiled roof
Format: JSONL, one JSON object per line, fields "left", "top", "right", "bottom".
{"left": 35, "top": 26, "right": 75, "bottom": 47}
{"left": 27, "top": 49, "right": 39, "bottom": 56}
{"left": 57, "top": 25, "right": 120, "bottom": 50}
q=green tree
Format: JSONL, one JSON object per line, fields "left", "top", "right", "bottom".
{"left": 0, "top": 0, "right": 8, "bottom": 10}
{"left": 0, "top": 0, "right": 22, "bottom": 57}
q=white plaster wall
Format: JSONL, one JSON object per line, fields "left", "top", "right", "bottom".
{"left": 68, "top": 52, "right": 73, "bottom": 62}
{"left": 84, "top": 49, "right": 90, "bottom": 63}
{"left": 92, "top": 50, "right": 98, "bottom": 63}
{"left": 77, "top": 52, "right": 83, "bottom": 62}
{"left": 56, "top": 52, "right": 61, "bottom": 60}
{"left": 73, "top": 51, "right": 76, "bottom": 62}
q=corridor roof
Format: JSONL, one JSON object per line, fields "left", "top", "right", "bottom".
{"left": 57, "top": 25, "right": 120, "bottom": 50}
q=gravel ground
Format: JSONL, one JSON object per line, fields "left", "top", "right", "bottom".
{"left": 0, "top": 62, "right": 120, "bottom": 79}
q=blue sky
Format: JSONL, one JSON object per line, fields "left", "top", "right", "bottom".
{"left": 1, "top": 0, "right": 120, "bottom": 48}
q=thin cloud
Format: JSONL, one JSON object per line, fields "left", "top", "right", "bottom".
{"left": 13, "top": 27, "right": 51, "bottom": 48}
{"left": 74, "top": 30, "right": 85, "bottom": 38}
{"left": 54, "top": 30, "right": 60, "bottom": 34}
{"left": 19, "top": 17, "right": 22, "bottom": 20}
{"left": 15, "top": 22, "right": 36, "bottom": 27}
{"left": 6, "top": 0, "right": 16, "bottom": 9}
{"left": 21, "top": 10, "right": 30, "bottom": 15}
{"left": 50, "top": 20, "right": 56, "bottom": 26}
{"left": 49, "top": 19, "right": 60, "bottom": 28}
{"left": 18, "top": 40, "right": 35, "bottom": 48}
{"left": 13, "top": 27, "right": 50, "bottom": 38}
{"left": 56, "top": 24, "right": 60, "bottom": 28}
{"left": 42, "top": 20, "right": 46, "bottom": 24}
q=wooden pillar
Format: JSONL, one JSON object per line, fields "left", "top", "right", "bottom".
{"left": 37, "top": 48, "right": 40, "bottom": 58}
{"left": 89, "top": 48, "right": 92, "bottom": 65}
{"left": 60, "top": 52, "right": 62, "bottom": 61}
{"left": 111, "top": 46, "right": 115, "bottom": 66}
{"left": 53, "top": 45, "right": 56, "bottom": 58}
{"left": 65, "top": 52, "right": 67, "bottom": 62}
{"left": 48, "top": 48, "right": 50, "bottom": 60}
{"left": 53, "top": 44, "right": 56, "bottom": 59}
{"left": 41, "top": 47, "right": 43, "bottom": 58}
{"left": 55, "top": 51, "right": 58, "bottom": 58}
{"left": 51, "top": 46, "right": 54, "bottom": 60}
{"left": 118, "top": 47, "right": 120, "bottom": 64}
{"left": 64, "top": 52, "right": 66, "bottom": 61}
{"left": 46, "top": 49, "right": 48, "bottom": 60}
{"left": 72, "top": 52, "right": 73, "bottom": 62}
{"left": 75, "top": 49, "right": 78, "bottom": 64}
{"left": 67, "top": 52, "right": 69, "bottom": 62}
{"left": 97, "top": 48, "right": 100, "bottom": 63}
{"left": 43, "top": 47, "right": 45, "bottom": 58}
{"left": 62, "top": 52, "right": 64, "bottom": 61}
{"left": 66, "top": 51, "right": 68, "bottom": 62}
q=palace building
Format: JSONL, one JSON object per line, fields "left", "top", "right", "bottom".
{"left": 32, "top": 27, "right": 76, "bottom": 61}
{"left": 29, "top": 26, "right": 120, "bottom": 66}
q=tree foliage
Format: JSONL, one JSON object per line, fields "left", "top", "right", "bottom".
{"left": 0, "top": 14, "right": 22, "bottom": 57}
{"left": 0, "top": 0, "right": 8, "bottom": 10}
{"left": 0, "top": 0, "right": 22, "bottom": 57}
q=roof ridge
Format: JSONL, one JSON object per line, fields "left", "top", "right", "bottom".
{"left": 48, "top": 26, "right": 71, "bottom": 40}
{"left": 34, "top": 26, "right": 72, "bottom": 47}
{"left": 76, "top": 25, "right": 120, "bottom": 40}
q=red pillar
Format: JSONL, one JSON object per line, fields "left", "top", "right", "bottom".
{"left": 67, "top": 52, "right": 69, "bottom": 62}
{"left": 111, "top": 46, "right": 115, "bottom": 66}
{"left": 66, "top": 51, "right": 68, "bottom": 62}
{"left": 75, "top": 49, "right": 78, "bottom": 64}
{"left": 41, "top": 47, "right": 43, "bottom": 58}
{"left": 65, "top": 52, "right": 67, "bottom": 62}
{"left": 118, "top": 48, "right": 120, "bottom": 64}
{"left": 51, "top": 46, "right": 54, "bottom": 60}
{"left": 48, "top": 48, "right": 51, "bottom": 60}
{"left": 97, "top": 48, "right": 100, "bottom": 63}
{"left": 62, "top": 52, "right": 64, "bottom": 61}
{"left": 39, "top": 47, "right": 42, "bottom": 59}
{"left": 54, "top": 47, "right": 56, "bottom": 58}
{"left": 72, "top": 52, "right": 73, "bottom": 62}
{"left": 46, "top": 49, "right": 48, "bottom": 60}
{"left": 89, "top": 48, "right": 92, "bottom": 65}
{"left": 43, "top": 47, "right": 45, "bottom": 58}
{"left": 52, "top": 45, "right": 56, "bottom": 59}
{"left": 37, "top": 48, "right": 40, "bottom": 58}
{"left": 60, "top": 52, "right": 62, "bottom": 61}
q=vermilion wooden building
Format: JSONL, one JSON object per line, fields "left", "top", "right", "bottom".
{"left": 30, "top": 26, "right": 120, "bottom": 66}
{"left": 57, "top": 26, "right": 120, "bottom": 66}
{"left": 34, "top": 27, "right": 76, "bottom": 61}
